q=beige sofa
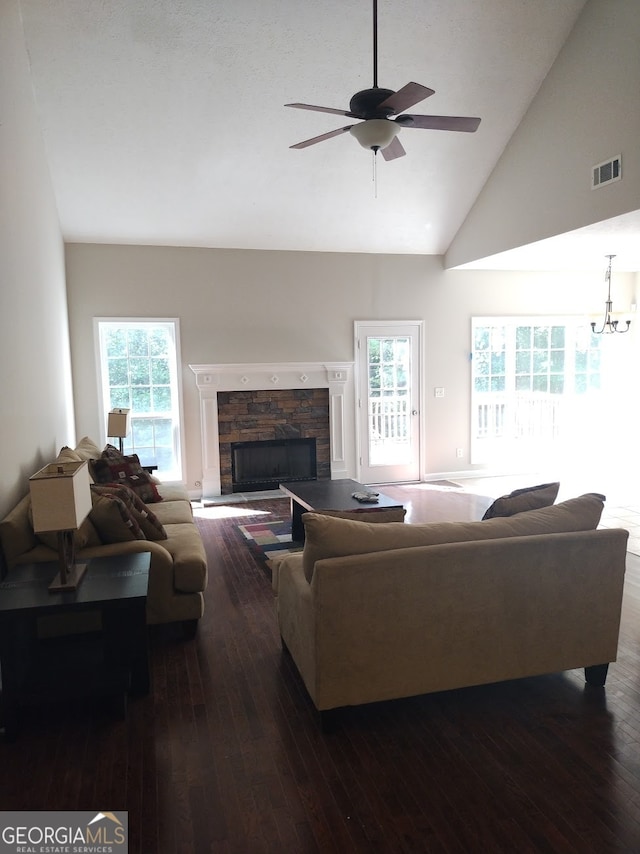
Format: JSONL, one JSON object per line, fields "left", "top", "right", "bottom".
{"left": 274, "top": 494, "right": 628, "bottom": 719}
{"left": 0, "top": 438, "right": 207, "bottom": 633}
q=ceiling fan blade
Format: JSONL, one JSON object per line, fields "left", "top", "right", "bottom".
{"left": 290, "top": 125, "right": 354, "bottom": 149}
{"left": 377, "top": 83, "right": 435, "bottom": 115}
{"left": 381, "top": 136, "right": 406, "bottom": 161}
{"left": 399, "top": 114, "right": 481, "bottom": 132}
{"left": 285, "top": 102, "right": 357, "bottom": 118}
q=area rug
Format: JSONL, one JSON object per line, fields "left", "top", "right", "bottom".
{"left": 237, "top": 518, "right": 302, "bottom": 565}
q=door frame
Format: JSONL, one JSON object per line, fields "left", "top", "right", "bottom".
{"left": 354, "top": 320, "right": 424, "bottom": 484}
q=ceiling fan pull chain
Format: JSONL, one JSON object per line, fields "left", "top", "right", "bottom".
{"left": 373, "top": 151, "right": 378, "bottom": 198}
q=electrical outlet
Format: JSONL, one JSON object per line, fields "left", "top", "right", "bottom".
{"left": 435, "top": 387, "right": 445, "bottom": 398}
{"left": 456, "top": 448, "right": 463, "bottom": 459}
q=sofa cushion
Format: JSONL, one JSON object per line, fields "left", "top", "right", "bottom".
{"left": 301, "top": 493, "right": 605, "bottom": 582}
{"left": 0, "top": 494, "right": 40, "bottom": 564}
{"left": 91, "top": 484, "right": 167, "bottom": 540}
{"left": 91, "top": 455, "right": 162, "bottom": 503}
{"left": 482, "top": 482, "right": 560, "bottom": 520}
{"left": 151, "top": 499, "right": 194, "bottom": 525}
{"left": 156, "top": 482, "right": 190, "bottom": 503}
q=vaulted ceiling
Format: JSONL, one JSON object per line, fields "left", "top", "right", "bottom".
{"left": 21, "top": 0, "right": 635, "bottom": 269}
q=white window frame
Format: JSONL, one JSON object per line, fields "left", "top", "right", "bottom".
{"left": 94, "top": 317, "right": 185, "bottom": 481}
{"left": 471, "top": 316, "right": 603, "bottom": 468}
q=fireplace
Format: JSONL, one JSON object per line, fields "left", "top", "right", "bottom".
{"left": 190, "top": 361, "right": 354, "bottom": 497}
{"left": 231, "top": 437, "right": 317, "bottom": 492}
{"left": 217, "top": 388, "right": 329, "bottom": 493}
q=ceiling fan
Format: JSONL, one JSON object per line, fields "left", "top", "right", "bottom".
{"left": 286, "top": 0, "right": 481, "bottom": 161}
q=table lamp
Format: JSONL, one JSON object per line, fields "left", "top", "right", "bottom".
{"left": 107, "top": 408, "right": 130, "bottom": 454}
{"left": 29, "top": 460, "right": 93, "bottom": 592}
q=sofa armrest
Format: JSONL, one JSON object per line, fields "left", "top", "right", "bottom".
{"left": 277, "top": 556, "right": 317, "bottom": 701}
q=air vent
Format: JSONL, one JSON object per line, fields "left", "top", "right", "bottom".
{"left": 592, "top": 155, "right": 621, "bottom": 189}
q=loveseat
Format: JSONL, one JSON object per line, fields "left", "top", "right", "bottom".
{"left": 274, "top": 494, "right": 628, "bottom": 718}
{"left": 0, "top": 438, "right": 207, "bottom": 632}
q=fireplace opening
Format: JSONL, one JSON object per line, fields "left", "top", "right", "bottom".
{"left": 231, "top": 438, "right": 317, "bottom": 493}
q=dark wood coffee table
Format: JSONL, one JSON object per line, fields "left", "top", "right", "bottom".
{"left": 0, "top": 552, "right": 150, "bottom": 740}
{"left": 279, "top": 478, "right": 404, "bottom": 541}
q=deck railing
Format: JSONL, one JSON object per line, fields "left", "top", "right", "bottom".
{"left": 475, "top": 394, "right": 563, "bottom": 440}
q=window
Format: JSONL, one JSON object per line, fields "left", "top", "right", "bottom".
{"left": 96, "top": 319, "right": 183, "bottom": 479}
{"left": 471, "top": 317, "right": 602, "bottom": 466}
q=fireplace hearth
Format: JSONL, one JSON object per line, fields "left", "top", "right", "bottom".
{"left": 231, "top": 438, "right": 317, "bottom": 492}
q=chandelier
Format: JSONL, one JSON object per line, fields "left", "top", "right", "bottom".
{"left": 590, "top": 254, "right": 631, "bottom": 334}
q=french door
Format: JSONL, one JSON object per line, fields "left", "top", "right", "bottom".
{"left": 355, "top": 321, "right": 422, "bottom": 484}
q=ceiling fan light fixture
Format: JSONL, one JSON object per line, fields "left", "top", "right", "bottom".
{"left": 350, "top": 119, "right": 399, "bottom": 152}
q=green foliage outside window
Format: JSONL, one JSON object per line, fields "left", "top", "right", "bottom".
{"left": 99, "top": 320, "right": 180, "bottom": 477}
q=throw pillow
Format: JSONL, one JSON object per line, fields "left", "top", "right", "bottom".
{"left": 301, "top": 493, "right": 605, "bottom": 583}
{"left": 73, "top": 436, "right": 103, "bottom": 461}
{"left": 101, "top": 444, "right": 163, "bottom": 483}
{"left": 89, "top": 491, "right": 146, "bottom": 543}
{"left": 91, "top": 483, "right": 167, "bottom": 540}
{"left": 91, "top": 455, "right": 162, "bottom": 503}
{"left": 102, "top": 443, "right": 133, "bottom": 461}
{"left": 28, "top": 502, "right": 100, "bottom": 551}
{"left": 54, "top": 446, "right": 83, "bottom": 465}
{"left": 482, "top": 481, "right": 560, "bottom": 520}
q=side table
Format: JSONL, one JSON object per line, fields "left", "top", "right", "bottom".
{"left": 0, "top": 552, "right": 150, "bottom": 740}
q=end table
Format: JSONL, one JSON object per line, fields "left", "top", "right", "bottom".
{"left": 0, "top": 552, "right": 150, "bottom": 740}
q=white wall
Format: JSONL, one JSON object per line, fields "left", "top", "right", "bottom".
{"left": 65, "top": 243, "right": 637, "bottom": 493}
{"left": 0, "top": 0, "right": 74, "bottom": 518}
{"left": 447, "top": 0, "right": 640, "bottom": 268}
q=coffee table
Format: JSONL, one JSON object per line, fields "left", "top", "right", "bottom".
{"left": 0, "top": 552, "right": 150, "bottom": 740}
{"left": 279, "top": 478, "right": 404, "bottom": 542}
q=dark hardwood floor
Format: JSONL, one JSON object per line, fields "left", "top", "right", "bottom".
{"left": 2, "top": 491, "right": 640, "bottom": 853}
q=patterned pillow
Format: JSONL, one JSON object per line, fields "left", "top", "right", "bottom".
{"left": 102, "top": 443, "right": 133, "bottom": 461}
{"left": 91, "top": 483, "right": 167, "bottom": 540}
{"left": 89, "top": 491, "right": 146, "bottom": 543}
{"left": 481, "top": 482, "right": 560, "bottom": 520}
{"left": 91, "top": 455, "right": 162, "bottom": 503}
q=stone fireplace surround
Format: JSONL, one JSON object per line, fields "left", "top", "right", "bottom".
{"left": 190, "top": 362, "right": 354, "bottom": 497}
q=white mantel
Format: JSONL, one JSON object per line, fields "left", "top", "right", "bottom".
{"left": 190, "top": 362, "right": 355, "bottom": 497}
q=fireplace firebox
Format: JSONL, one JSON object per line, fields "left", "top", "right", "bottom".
{"left": 231, "top": 438, "right": 317, "bottom": 492}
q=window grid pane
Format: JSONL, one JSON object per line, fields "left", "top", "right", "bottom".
{"left": 99, "top": 320, "right": 181, "bottom": 479}
{"left": 471, "top": 317, "right": 602, "bottom": 462}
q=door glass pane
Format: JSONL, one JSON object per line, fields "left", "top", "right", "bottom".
{"left": 367, "top": 336, "right": 411, "bottom": 466}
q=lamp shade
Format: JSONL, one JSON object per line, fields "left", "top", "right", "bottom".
{"left": 349, "top": 119, "right": 400, "bottom": 151}
{"left": 29, "top": 460, "right": 92, "bottom": 533}
{"left": 107, "top": 408, "right": 130, "bottom": 439}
